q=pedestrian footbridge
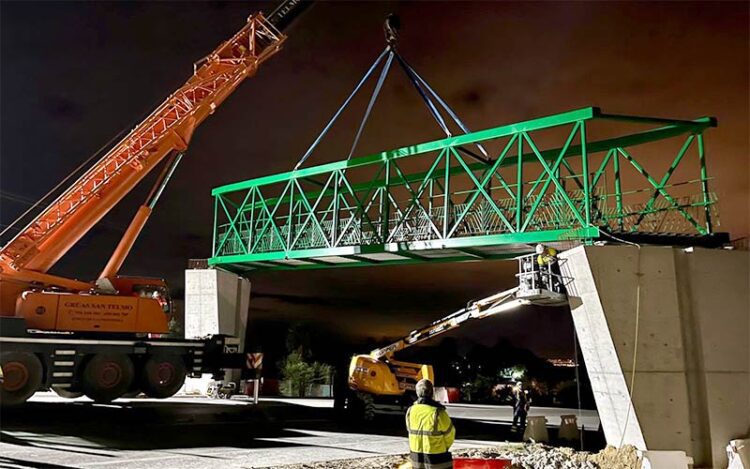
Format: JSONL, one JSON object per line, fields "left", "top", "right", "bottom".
{"left": 209, "top": 107, "right": 724, "bottom": 273}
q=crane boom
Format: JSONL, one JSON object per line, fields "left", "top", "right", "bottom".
{"left": 0, "top": 14, "right": 284, "bottom": 275}
{"left": 0, "top": 1, "right": 312, "bottom": 325}
{"left": 371, "top": 287, "right": 526, "bottom": 360}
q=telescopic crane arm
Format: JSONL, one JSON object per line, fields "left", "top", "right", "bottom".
{"left": 371, "top": 287, "right": 527, "bottom": 360}
{"left": 0, "top": 1, "right": 311, "bottom": 308}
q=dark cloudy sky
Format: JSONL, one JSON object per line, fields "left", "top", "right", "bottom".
{"left": 1, "top": 1, "right": 748, "bottom": 358}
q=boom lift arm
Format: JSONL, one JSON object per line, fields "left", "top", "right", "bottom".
{"left": 371, "top": 287, "right": 525, "bottom": 361}
{"left": 348, "top": 285, "right": 535, "bottom": 399}
{"left": 347, "top": 253, "right": 570, "bottom": 408}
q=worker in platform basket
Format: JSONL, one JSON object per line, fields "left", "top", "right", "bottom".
{"left": 535, "top": 243, "right": 564, "bottom": 294}
{"left": 406, "top": 379, "right": 456, "bottom": 469}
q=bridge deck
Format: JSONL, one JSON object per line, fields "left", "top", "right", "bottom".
{"left": 209, "top": 107, "right": 719, "bottom": 272}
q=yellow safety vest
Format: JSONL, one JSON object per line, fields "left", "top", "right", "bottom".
{"left": 537, "top": 247, "right": 558, "bottom": 266}
{"left": 406, "top": 402, "right": 455, "bottom": 466}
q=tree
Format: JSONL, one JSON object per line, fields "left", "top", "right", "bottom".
{"left": 280, "top": 351, "right": 315, "bottom": 397}
{"left": 279, "top": 351, "right": 334, "bottom": 396}
{"left": 312, "top": 361, "right": 333, "bottom": 385}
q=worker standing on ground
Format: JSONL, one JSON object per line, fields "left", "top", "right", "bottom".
{"left": 512, "top": 382, "right": 531, "bottom": 434}
{"left": 406, "top": 379, "right": 455, "bottom": 469}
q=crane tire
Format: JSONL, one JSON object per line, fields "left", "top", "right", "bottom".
{"left": 0, "top": 352, "right": 43, "bottom": 406}
{"left": 52, "top": 386, "right": 84, "bottom": 399}
{"left": 82, "top": 353, "right": 134, "bottom": 403}
{"left": 140, "top": 354, "right": 186, "bottom": 399}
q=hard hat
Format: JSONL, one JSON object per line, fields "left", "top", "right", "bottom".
{"left": 535, "top": 244, "right": 545, "bottom": 254}
{"left": 416, "top": 379, "right": 434, "bottom": 398}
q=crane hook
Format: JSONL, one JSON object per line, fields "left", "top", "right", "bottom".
{"left": 384, "top": 14, "right": 400, "bottom": 48}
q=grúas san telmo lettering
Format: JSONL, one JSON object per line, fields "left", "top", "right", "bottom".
{"left": 63, "top": 302, "right": 133, "bottom": 310}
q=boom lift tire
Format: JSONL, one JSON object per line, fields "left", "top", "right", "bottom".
{"left": 52, "top": 386, "right": 84, "bottom": 399}
{"left": 0, "top": 351, "right": 43, "bottom": 406}
{"left": 358, "top": 392, "right": 376, "bottom": 421}
{"left": 140, "top": 354, "right": 186, "bottom": 398}
{"left": 340, "top": 389, "right": 376, "bottom": 422}
{"left": 82, "top": 353, "right": 135, "bottom": 403}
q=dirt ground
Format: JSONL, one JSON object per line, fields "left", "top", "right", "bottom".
{"left": 260, "top": 443, "right": 641, "bottom": 469}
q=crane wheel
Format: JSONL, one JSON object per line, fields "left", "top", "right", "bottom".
{"left": 52, "top": 386, "right": 84, "bottom": 399}
{"left": 0, "top": 352, "right": 43, "bottom": 406}
{"left": 82, "top": 353, "right": 134, "bottom": 403}
{"left": 140, "top": 354, "right": 186, "bottom": 399}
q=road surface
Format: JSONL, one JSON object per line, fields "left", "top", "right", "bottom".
{"left": 0, "top": 393, "right": 600, "bottom": 468}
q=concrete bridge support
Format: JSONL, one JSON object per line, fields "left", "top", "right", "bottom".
{"left": 185, "top": 268, "right": 251, "bottom": 385}
{"left": 561, "top": 245, "right": 749, "bottom": 468}
{"left": 184, "top": 268, "right": 251, "bottom": 344}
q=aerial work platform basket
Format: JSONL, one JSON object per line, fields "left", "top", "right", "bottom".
{"left": 515, "top": 252, "right": 570, "bottom": 307}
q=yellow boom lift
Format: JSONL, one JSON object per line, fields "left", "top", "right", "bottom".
{"left": 342, "top": 253, "right": 568, "bottom": 419}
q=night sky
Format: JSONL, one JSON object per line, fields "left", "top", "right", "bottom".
{"left": 1, "top": 1, "right": 748, "bottom": 359}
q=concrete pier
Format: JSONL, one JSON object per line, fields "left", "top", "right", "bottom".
{"left": 561, "top": 245, "right": 749, "bottom": 468}
{"left": 184, "top": 268, "right": 250, "bottom": 348}
{"left": 184, "top": 268, "right": 251, "bottom": 385}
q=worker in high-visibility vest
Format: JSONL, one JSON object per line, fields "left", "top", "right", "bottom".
{"left": 406, "top": 379, "right": 455, "bottom": 469}
{"left": 536, "top": 243, "right": 558, "bottom": 268}
{"left": 535, "top": 244, "right": 564, "bottom": 293}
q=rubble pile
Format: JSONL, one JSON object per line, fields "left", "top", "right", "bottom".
{"left": 456, "top": 443, "right": 639, "bottom": 469}
{"left": 506, "top": 444, "right": 596, "bottom": 468}
{"left": 589, "top": 445, "right": 640, "bottom": 469}
{"left": 261, "top": 443, "right": 641, "bottom": 469}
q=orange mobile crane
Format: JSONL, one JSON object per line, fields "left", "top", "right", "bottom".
{"left": 0, "top": 0, "right": 311, "bottom": 406}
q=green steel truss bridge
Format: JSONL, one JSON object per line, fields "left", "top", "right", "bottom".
{"left": 209, "top": 107, "right": 725, "bottom": 273}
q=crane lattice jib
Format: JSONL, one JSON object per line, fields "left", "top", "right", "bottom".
{"left": 1, "top": 14, "right": 285, "bottom": 273}
{"left": 210, "top": 107, "right": 720, "bottom": 272}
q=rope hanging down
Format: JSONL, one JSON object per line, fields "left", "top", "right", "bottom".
{"left": 293, "top": 15, "right": 489, "bottom": 171}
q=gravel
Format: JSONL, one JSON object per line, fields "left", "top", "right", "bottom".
{"left": 257, "top": 443, "right": 641, "bottom": 469}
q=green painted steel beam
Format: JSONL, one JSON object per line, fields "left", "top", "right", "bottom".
{"left": 597, "top": 112, "right": 717, "bottom": 128}
{"left": 208, "top": 227, "right": 599, "bottom": 266}
{"left": 212, "top": 107, "right": 599, "bottom": 196}
{"left": 219, "top": 252, "right": 522, "bottom": 273}
{"left": 228, "top": 117, "right": 716, "bottom": 213}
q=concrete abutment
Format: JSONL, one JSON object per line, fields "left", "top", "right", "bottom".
{"left": 561, "top": 245, "right": 749, "bottom": 468}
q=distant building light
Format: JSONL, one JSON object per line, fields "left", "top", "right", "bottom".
{"left": 547, "top": 358, "right": 576, "bottom": 368}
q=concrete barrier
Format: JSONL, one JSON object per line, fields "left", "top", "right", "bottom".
{"left": 558, "top": 414, "right": 580, "bottom": 441}
{"left": 523, "top": 415, "right": 549, "bottom": 442}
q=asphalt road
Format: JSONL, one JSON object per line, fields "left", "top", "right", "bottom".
{"left": 0, "top": 393, "right": 601, "bottom": 468}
